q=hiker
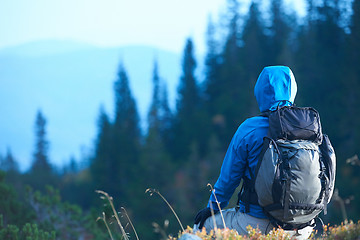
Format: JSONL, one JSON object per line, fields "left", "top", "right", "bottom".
{"left": 194, "top": 66, "right": 335, "bottom": 239}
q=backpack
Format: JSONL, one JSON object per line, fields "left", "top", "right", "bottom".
{"left": 240, "top": 105, "right": 336, "bottom": 229}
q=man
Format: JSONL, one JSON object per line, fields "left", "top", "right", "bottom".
{"left": 194, "top": 66, "right": 314, "bottom": 239}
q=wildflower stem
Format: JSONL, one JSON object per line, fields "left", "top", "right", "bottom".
{"left": 121, "top": 207, "right": 140, "bottom": 240}
{"left": 209, "top": 204, "right": 218, "bottom": 230}
{"left": 146, "top": 188, "right": 185, "bottom": 232}
{"left": 96, "top": 190, "right": 129, "bottom": 240}
{"left": 97, "top": 213, "right": 114, "bottom": 240}
{"left": 207, "top": 183, "right": 226, "bottom": 229}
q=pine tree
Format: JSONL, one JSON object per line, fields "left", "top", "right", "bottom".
{"left": 240, "top": 0, "right": 269, "bottom": 115}
{"left": 296, "top": 0, "right": 346, "bottom": 141}
{"left": 345, "top": 0, "right": 360, "bottom": 153}
{"left": 241, "top": 1, "right": 268, "bottom": 68}
{"left": 335, "top": 0, "right": 360, "bottom": 223}
{"left": 211, "top": 0, "right": 246, "bottom": 147}
{"left": 176, "top": 38, "right": 200, "bottom": 114}
{"left": 203, "top": 16, "right": 222, "bottom": 125}
{"left": 147, "top": 60, "right": 162, "bottom": 141}
{"left": 144, "top": 60, "right": 174, "bottom": 189}
{"left": 224, "top": 0, "right": 241, "bottom": 62}
{"left": 349, "top": 0, "right": 360, "bottom": 41}
{"left": 0, "top": 149, "right": 21, "bottom": 193}
{"left": 114, "top": 63, "right": 141, "bottom": 140}
{"left": 173, "top": 38, "right": 203, "bottom": 161}
{"left": 221, "top": 0, "right": 242, "bottom": 80}
{"left": 28, "top": 110, "right": 55, "bottom": 190}
{"left": 268, "top": 0, "right": 296, "bottom": 65}
{"left": 112, "top": 62, "right": 141, "bottom": 204}
{"left": 159, "top": 82, "right": 173, "bottom": 152}
{"left": 90, "top": 106, "right": 113, "bottom": 192}
{"left": 123, "top": 62, "right": 176, "bottom": 239}
{"left": 89, "top": 62, "right": 141, "bottom": 208}
{"left": 146, "top": 60, "right": 174, "bottom": 153}
{"left": 295, "top": 0, "right": 352, "bottom": 223}
{"left": 0, "top": 148, "right": 19, "bottom": 173}
{"left": 31, "top": 110, "right": 51, "bottom": 174}
{"left": 142, "top": 59, "right": 174, "bottom": 199}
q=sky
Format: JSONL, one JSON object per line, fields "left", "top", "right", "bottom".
{"left": 0, "top": 0, "right": 230, "bottom": 54}
{"left": 0, "top": 0, "right": 306, "bottom": 53}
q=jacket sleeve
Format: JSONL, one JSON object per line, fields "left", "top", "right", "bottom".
{"left": 207, "top": 134, "right": 247, "bottom": 210}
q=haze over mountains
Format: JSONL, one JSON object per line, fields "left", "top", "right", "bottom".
{"left": 0, "top": 40, "right": 192, "bottom": 170}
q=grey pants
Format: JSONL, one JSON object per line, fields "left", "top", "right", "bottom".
{"left": 194, "top": 208, "right": 314, "bottom": 240}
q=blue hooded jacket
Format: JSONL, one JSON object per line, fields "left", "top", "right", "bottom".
{"left": 207, "top": 66, "right": 297, "bottom": 219}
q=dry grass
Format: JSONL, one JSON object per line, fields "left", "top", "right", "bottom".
{"left": 95, "top": 189, "right": 360, "bottom": 240}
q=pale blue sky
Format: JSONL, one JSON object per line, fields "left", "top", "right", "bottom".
{"left": 0, "top": 0, "right": 305, "bottom": 53}
{"left": 0, "top": 0, "right": 230, "bottom": 53}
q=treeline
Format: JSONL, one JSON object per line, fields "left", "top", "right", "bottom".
{"left": 1, "top": 0, "right": 360, "bottom": 239}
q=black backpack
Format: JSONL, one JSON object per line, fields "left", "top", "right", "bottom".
{"left": 240, "top": 105, "right": 336, "bottom": 229}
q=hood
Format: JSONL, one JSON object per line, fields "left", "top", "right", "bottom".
{"left": 254, "top": 66, "right": 297, "bottom": 113}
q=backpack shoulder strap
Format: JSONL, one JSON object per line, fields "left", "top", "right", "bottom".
{"left": 237, "top": 111, "right": 272, "bottom": 211}
{"left": 238, "top": 137, "right": 273, "bottom": 212}
{"left": 238, "top": 170, "right": 257, "bottom": 212}
{"left": 260, "top": 110, "right": 271, "bottom": 118}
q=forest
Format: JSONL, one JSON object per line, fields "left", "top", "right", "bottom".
{"left": 1, "top": 0, "right": 360, "bottom": 239}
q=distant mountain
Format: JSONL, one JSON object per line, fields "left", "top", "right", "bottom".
{"left": 0, "top": 40, "right": 98, "bottom": 57}
{"left": 0, "top": 40, "right": 184, "bottom": 170}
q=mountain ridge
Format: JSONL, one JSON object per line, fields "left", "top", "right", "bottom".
{"left": 0, "top": 40, "right": 182, "bottom": 57}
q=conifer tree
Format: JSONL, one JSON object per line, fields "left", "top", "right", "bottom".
{"left": 333, "top": 0, "right": 360, "bottom": 223}
{"left": 221, "top": 0, "right": 242, "bottom": 80}
{"left": 31, "top": 110, "right": 51, "bottom": 173}
{"left": 90, "top": 106, "right": 113, "bottom": 191}
{"left": 0, "top": 149, "right": 21, "bottom": 191}
{"left": 240, "top": 0, "right": 269, "bottom": 115}
{"left": 90, "top": 62, "right": 141, "bottom": 208}
{"left": 204, "top": 16, "right": 222, "bottom": 125}
{"left": 143, "top": 59, "right": 173, "bottom": 193}
{"left": 296, "top": 0, "right": 346, "bottom": 141}
{"left": 294, "top": 0, "right": 351, "bottom": 222}
{"left": 147, "top": 60, "right": 173, "bottom": 153}
{"left": 350, "top": 0, "right": 360, "bottom": 40}
{"left": 268, "top": 0, "right": 295, "bottom": 64}
{"left": 159, "top": 82, "right": 173, "bottom": 151}
{"left": 202, "top": 16, "right": 225, "bottom": 155}
{"left": 114, "top": 63, "right": 141, "bottom": 141}
{"left": 112, "top": 62, "right": 141, "bottom": 203}
{"left": 147, "top": 60, "right": 162, "bottom": 140}
{"left": 176, "top": 38, "right": 199, "bottom": 114}
{"left": 133, "top": 62, "right": 177, "bottom": 239}
{"left": 0, "top": 148, "right": 19, "bottom": 173}
{"left": 211, "top": 0, "right": 246, "bottom": 147}
{"left": 28, "top": 110, "right": 55, "bottom": 190}
{"left": 346, "top": 0, "right": 360, "bottom": 151}
{"left": 337, "top": 0, "right": 360, "bottom": 157}
{"left": 173, "top": 38, "right": 203, "bottom": 160}
{"left": 224, "top": 0, "right": 241, "bottom": 63}
{"left": 241, "top": 1, "right": 268, "bottom": 68}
